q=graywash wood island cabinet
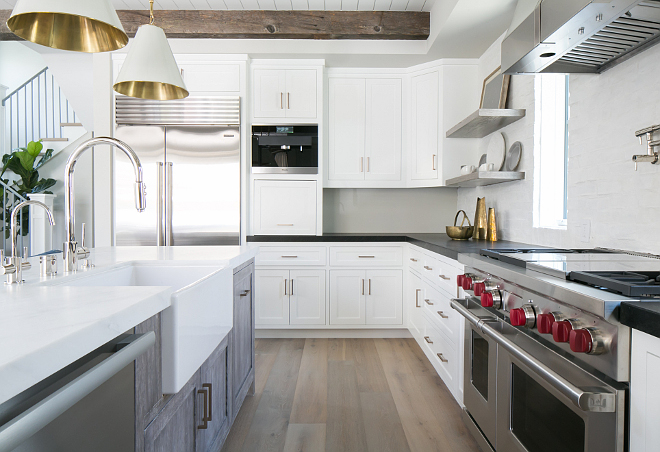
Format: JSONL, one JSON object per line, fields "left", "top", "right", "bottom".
{"left": 135, "top": 260, "right": 255, "bottom": 452}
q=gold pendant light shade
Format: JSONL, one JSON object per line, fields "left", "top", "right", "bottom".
{"left": 7, "top": 0, "right": 128, "bottom": 52}
{"left": 113, "top": 24, "right": 189, "bottom": 101}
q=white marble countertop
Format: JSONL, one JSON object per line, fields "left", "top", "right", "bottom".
{"left": 0, "top": 245, "right": 257, "bottom": 405}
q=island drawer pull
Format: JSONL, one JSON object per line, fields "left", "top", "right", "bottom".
{"left": 424, "top": 336, "right": 433, "bottom": 344}
{"left": 203, "top": 383, "right": 213, "bottom": 421}
{"left": 240, "top": 289, "right": 251, "bottom": 297}
{"left": 437, "top": 311, "right": 449, "bottom": 319}
{"left": 198, "top": 387, "right": 209, "bottom": 430}
{"left": 437, "top": 353, "right": 448, "bottom": 363}
{"left": 425, "top": 299, "right": 434, "bottom": 306}
{"left": 0, "top": 332, "right": 155, "bottom": 451}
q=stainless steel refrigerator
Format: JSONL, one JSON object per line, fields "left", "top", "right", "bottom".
{"left": 114, "top": 96, "right": 240, "bottom": 246}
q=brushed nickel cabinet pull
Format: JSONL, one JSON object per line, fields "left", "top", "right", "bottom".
{"left": 368, "top": 279, "right": 371, "bottom": 295}
{"left": 415, "top": 289, "right": 421, "bottom": 307}
{"left": 410, "top": 258, "right": 418, "bottom": 262}
{"left": 203, "top": 383, "right": 212, "bottom": 420}
{"left": 240, "top": 289, "right": 251, "bottom": 297}
{"left": 287, "top": 92, "right": 290, "bottom": 109}
{"left": 437, "top": 311, "right": 449, "bottom": 319}
{"left": 432, "top": 154, "right": 436, "bottom": 171}
{"left": 424, "top": 299, "right": 433, "bottom": 306}
{"left": 284, "top": 279, "right": 288, "bottom": 296}
{"left": 424, "top": 265, "right": 432, "bottom": 271}
{"left": 362, "top": 279, "right": 365, "bottom": 295}
{"left": 367, "top": 157, "right": 370, "bottom": 172}
{"left": 291, "top": 279, "right": 294, "bottom": 295}
{"left": 277, "top": 224, "right": 294, "bottom": 226}
{"left": 281, "top": 255, "right": 298, "bottom": 258}
{"left": 424, "top": 336, "right": 433, "bottom": 344}
{"left": 281, "top": 92, "right": 284, "bottom": 109}
{"left": 438, "top": 274, "right": 450, "bottom": 280}
{"left": 197, "top": 388, "right": 209, "bottom": 430}
{"left": 358, "top": 255, "right": 375, "bottom": 258}
{"left": 360, "top": 157, "right": 364, "bottom": 172}
{"left": 437, "top": 353, "right": 448, "bottom": 363}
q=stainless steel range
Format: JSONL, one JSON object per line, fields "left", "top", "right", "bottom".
{"left": 451, "top": 248, "right": 660, "bottom": 452}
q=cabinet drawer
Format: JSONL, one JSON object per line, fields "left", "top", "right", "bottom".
{"left": 330, "top": 246, "right": 403, "bottom": 267}
{"left": 421, "top": 314, "right": 458, "bottom": 395}
{"left": 256, "top": 247, "right": 327, "bottom": 266}
{"left": 420, "top": 255, "right": 461, "bottom": 298}
{"left": 408, "top": 246, "right": 424, "bottom": 273}
{"left": 422, "top": 283, "right": 460, "bottom": 346}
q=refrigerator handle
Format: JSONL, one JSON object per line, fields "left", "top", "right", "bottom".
{"left": 157, "top": 162, "right": 165, "bottom": 246}
{"left": 165, "top": 162, "right": 173, "bottom": 246}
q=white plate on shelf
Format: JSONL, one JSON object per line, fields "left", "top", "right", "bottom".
{"left": 505, "top": 141, "right": 522, "bottom": 171}
{"left": 486, "top": 133, "right": 506, "bottom": 171}
{"left": 478, "top": 153, "right": 487, "bottom": 167}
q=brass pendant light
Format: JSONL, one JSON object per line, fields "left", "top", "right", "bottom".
{"left": 7, "top": 0, "right": 128, "bottom": 53}
{"left": 113, "top": 1, "right": 189, "bottom": 101}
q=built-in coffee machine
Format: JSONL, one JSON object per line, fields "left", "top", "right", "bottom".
{"left": 251, "top": 125, "right": 318, "bottom": 174}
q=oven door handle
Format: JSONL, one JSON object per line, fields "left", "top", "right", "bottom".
{"left": 451, "top": 299, "right": 616, "bottom": 413}
{"left": 0, "top": 332, "right": 155, "bottom": 452}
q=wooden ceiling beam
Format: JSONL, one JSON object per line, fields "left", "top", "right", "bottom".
{"left": 0, "top": 10, "right": 429, "bottom": 41}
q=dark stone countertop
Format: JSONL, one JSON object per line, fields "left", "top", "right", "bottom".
{"left": 620, "top": 302, "right": 660, "bottom": 338}
{"left": 247, "top": 233, "right": 539, "bottom": 261}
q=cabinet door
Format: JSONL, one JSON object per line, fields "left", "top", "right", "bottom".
{"left": 365, "top": 78, "right": 402, "bottom": 181}
{"left": 179, "top": 63, "right": 241, "bottom": 93}
{"left": 255, "top": 269, "right": 290, "bottom": 325}
{"left": 197, "top": 343, "right": 229, "bottom": 452}
{"left": 252, "top": 180, "right": 317, "bottom": 235}
{"left": 328, "top": 78, "right": 366, "bottom": 181}
{"left": 233, "top": 264, "right": 255, "bottom": 416}
{"left": 285, "top": 69, "right": 317, "bottom": 119}
{"left": 144, "top": 382, "right": 198, "bottom": 452}
{"left": 289, "top": 269, "right": 326, "bottom": 325}
{"left": 631, "top": 329, "right": 660, "bottom": 452}
{"left": 365, "top": 270, "right": 403, "bottom": 325}
{"left": 253, "top": 69, "right": 286, "bottom": 118}
{"left": 408, "top": 272, "right": 424, "bottom": 335}
{"left": 411, "top": 71, "right": 439, "bottom": 181}
{"left": 329, "top": 270, "right": 366, "bottom": 325}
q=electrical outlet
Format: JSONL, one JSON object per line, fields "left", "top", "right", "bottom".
{"left": 578, "top": 220, "right": 591, "bottom": 243}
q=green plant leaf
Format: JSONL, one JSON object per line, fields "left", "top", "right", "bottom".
{"left": 34, "top": 148, "right": 54, "bottom": 170}
{"left": 15, "top": 151, "right": 36, "bottom": 172}
{"left": 26, "top": 141, "right": 43, "bottom": 157}
{"left": 31, "top": 178, "right": 56, "bottom": 194}
{"left": 6, "top": 156, "right": 31, "bottom": 181}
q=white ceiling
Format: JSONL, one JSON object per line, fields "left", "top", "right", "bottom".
{"left": 0, "top": 0, "right": 436, "bottom": 12}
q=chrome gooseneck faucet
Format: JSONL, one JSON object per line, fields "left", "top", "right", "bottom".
{"left": 64, "top": 137, "right": 147, "bottom": 272}
{"left": 3, "top": 200, "right": 55, "bottom": 284}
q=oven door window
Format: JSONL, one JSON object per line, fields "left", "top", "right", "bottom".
{"left": 471, "top": 330, "right": 489, "bottom": 400}
{"left": 511, "top": 364, "right": 585, "bottom": 452}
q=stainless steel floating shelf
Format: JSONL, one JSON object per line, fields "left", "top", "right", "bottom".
{"left": 446, "top": 109, "right": 526, "bottom": 139}
{"left": 445, "top": 171, "right": 525, "bottom": 188}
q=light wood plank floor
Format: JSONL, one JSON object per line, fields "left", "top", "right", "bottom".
{"left": 221, "top": 338, "right": 480, "bottom": 452}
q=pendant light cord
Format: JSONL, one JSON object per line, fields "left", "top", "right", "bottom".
{"left": 149, "top": 0, "right": 155, "bottom": 25}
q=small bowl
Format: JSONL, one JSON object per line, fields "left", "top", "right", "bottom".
{"left": 446, "top": 225, "right": 474, "bottom": 240}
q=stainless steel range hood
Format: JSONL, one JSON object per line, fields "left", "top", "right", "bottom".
{"left": 502, "top": 0, "right": 660, "bottom": 74}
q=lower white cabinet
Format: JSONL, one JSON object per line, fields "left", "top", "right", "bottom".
{"left": 255, "top": 269, "right": 325, "bottom": 325}
{"left": 630, "top": 329, "right": 660, "bottom": 452}
{"left": 329, "top": 269, "right": 402, "bottom": 325}
{"left": 252, "top": 180, "right": 317, "bottom": 235}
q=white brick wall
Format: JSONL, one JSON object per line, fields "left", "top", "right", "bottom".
{"left": 458, "top": 36, "right": 660, "bottom": 255}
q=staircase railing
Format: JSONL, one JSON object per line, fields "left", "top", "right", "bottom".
{"left": 2, "top": 67, "right": 80, "bottom": 154}
{"left": 0, "top": 179, "right": 29, "bottom": 255}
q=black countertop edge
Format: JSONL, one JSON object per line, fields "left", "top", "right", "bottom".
{"left": 246, "top": 234, "right": 540, "bottom": 262}
{"left": 620, "top": 302, "right": 660, "bottom": 338}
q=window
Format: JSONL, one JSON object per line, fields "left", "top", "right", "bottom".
{"left": 533, "top": 74, "right": 569, "bottom": 229}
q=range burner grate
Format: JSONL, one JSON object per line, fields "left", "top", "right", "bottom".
{"left": 569, "top": 271, "right": 660, "bottom": 297}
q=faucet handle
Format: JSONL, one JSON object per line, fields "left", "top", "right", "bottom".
{"left": 23, "top": 247, "right": 28, "bottom": 260}
{"left": 81, "top": 223, "right": 87, "bottom": 249}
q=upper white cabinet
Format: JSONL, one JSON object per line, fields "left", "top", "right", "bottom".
{"left": 410, "top": 71, "right": 439, "bottom": 181}
{"left": 327, "top": 75, "right": 402, "bottom": 187}
{"left": 252, "top": 67, "right": 320, "bottom": 121}
{"left": 178, "top": 62, "right": 241, "bottom": 93}
{"left": 252, "top": 180, "right": 317, "bottom": 235}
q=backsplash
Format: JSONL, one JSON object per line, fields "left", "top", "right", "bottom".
{"left": 458, "top": 36, "right": 660, "bottom": 255}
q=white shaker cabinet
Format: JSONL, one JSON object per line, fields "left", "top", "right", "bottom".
{"left": 329, "top": 269, "right": 403, "bottom": 325}
{"left": 255, "top": 269, "right": 290, "bottom": 325}
{"left": 252, "top": 68, "right": 318, "bottom": 120}
{"left": 410, "top": 71, "right": 439, "bottom": 181}
{"left": 252, "top": 180, "right": 317, "bottom": 235}
{"left": 630, "top": 329, "right": 660, "bottom": 452}
{"left": 327, "top": 76, "right": 402, "bottom": 185}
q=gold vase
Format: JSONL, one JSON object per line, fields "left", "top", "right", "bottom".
{"left": 473, "top": 197, "right": 487, "bottom": 240}
{"left": 487, "top": 208, "right": 498, "bottom": 242}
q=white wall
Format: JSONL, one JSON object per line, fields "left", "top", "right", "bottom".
{"left": 324, "top": 188, "right": 458, "bottom": 233}
{"left": 458, "top": 35, "right": 660, "bottom": 255}
{"left": 0, "top": 42, "right": 46, "bottom": 93}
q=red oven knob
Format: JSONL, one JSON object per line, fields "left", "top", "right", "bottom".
{"left": 481, "top": 292, "right": 493, "bottom": 307}
{"left": 552, "top": 320, "right": 573, "bottom": 343}
{"left": 457, "top": 275, "right": 465, "bottom": 287}
{"left": 537, "top": 313, "right": 556, "bottom": 334}
{"left": 473, "top": 282, "right": 486, "bottom": 296}
{"left": 462, "top": 276, "right": 473, "bottom": 291}
{"left": 510, "top": 308, "right": 526, "bottom": 326}
{"left": 570, "top": 329, "right": 593, "bottom": 353}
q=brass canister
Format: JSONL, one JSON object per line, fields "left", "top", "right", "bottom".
{"left": 473, "top": 197, "right": 487, "bottom": 240}
{"left": 487, "top": 208, "right": 498, "bottom": 242}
